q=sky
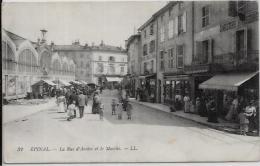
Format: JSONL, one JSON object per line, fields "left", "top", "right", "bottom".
{"left": 2, "top": 1, "right": 167, "bottom": 48}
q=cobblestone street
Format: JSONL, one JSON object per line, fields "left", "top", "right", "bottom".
{"left": 3, "top": 90, "right": 260, "bottom": 163}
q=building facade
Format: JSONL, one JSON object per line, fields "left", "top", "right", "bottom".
{"left": 91, "top": 42, "right": 128, "bottom": 87}
{"left": 138, "top": 15, "right": 158, "bottom": 102}
{"left": 53, "top": 42, "right": 93, "bottom": 83}
{"left": 2, "top": 29, "right": 76, "bottom": 100}
{"left": 154, "top": 1, "right": 194, "bottom": 105}
{"left": 125, "top": 34, "right": 141, "bottom": 97}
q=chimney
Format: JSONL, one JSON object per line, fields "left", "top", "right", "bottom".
{"left": 40, "top": 29, "right": 47, "bottom": 44}
{"left": 50, "top": 41, "right": 54, "bottom": 51}
{"left": 100, "top": 40, "right": 104, "bottom": 46}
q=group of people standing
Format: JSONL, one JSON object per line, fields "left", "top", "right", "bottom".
{"left": 56, "top": 86, "right": 89, "bottom": 121}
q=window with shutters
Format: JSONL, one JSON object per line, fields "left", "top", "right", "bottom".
{"left": 202, "top": 6, "right": 209, "bottom": 27}
{"left": 202, "top": 40, "right": 209, "bottom": 63}
{"left": 144, "top": 62, "right": 147, "bottom": 73}
{"left": 143, "top": 44, "right": 147, "bottom": 56}
{"left": 177, "top": 45, "right": 184, "bottom": 68}
{"left": 149, "top": 40, "right": 155, "bottom": 53}
{"left": 169, "top": 7, "right": 172, "bottom": 17}
{"left": 195, "top": 40, "right": 213, "bottom": 64}
{"left": 228, "top": 1, "right": 238, "bottom": 17}
{"left": 178, "top": 12, "right": 186, "bottom": 34}
{"left": 160, "top": 26, "right": 165, "bottom": 42}
{"left": 150, "top": 24, "right": 154, "bottom": 35}
{"left": 160, "top": 50, "right": 165, "bottom": 71}
{"left": 144, "top": 30, "right": 147, "bottom": 39}
{"left": 167, "top": 47, "right": 175, "bottom": 68}
{"left": 168, "top": 20, "right": 174, "bottom": 39}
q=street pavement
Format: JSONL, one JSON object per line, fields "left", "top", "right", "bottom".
{"left": 3, "top": 90, "right": 260, "bottom": 163}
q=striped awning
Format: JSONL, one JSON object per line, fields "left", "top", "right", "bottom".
{"left": 199, "top": 71, "right": 258, "bottom": 91}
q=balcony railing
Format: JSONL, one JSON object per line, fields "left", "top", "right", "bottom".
{"left": 213, "top": 53, "right": 234, "bottom": 64}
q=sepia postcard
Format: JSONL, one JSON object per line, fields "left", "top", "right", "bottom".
{"left": 2, "top": 0, "right": 260, "bottom": 164}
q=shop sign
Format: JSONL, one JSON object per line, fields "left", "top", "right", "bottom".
{"left": 220, "top": 20, "right": 237, "bottom": 32}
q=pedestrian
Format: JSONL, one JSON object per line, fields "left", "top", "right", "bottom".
{"left": 135, "top": 87, "right": 140, "bottom": 100}
{"left": 100, "top": 86, "right": 103, "bottom": 94}
{"left": 67, "top": 100, "right": 76, "bottom": 121}
{"left": 71, "top": 90, "right": 79, "bottom": 118}
{"left": 207, "top": 96, "right": 218, "bottom": 123}
{"left": 126, "top": 99, "right": 133, "bottom": 120}
{"left": 238, "top": 107, "right": 249, "bottom": 135}
{"left": 65, "top": 89, "right": 71, "bottom": 111}
{"left": 78, "top": 91, "right": 87, "bottom": 118}
{"left": 111, "top": 98, "right": 117, "bottom": 115}
{"left": 184, "top": 93, "right": 190, "bottom": 113}
{"left": 99, "top": 104, "right": 104, "bottom": 120}
{"left": 92, "top": 91, "right": 101, "bottom": 114}
{"left": 117, "top": 102, "right": 123, "bottom": 120}
{"left": 245, "top": 100, "right": 257, "bottom": 133}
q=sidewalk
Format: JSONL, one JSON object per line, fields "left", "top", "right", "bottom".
{"left": 3, "top": 98, "right": 56, "bottom": 124}
{"left": 129, "top": 98, "right": 240, "bottom": 134}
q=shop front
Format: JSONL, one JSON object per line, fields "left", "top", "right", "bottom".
{"left": 138, "top": 74, "right": 156, "bottom": 102}
{"left": 199, "top": 71, "right": 259, "bottom": 134}
{"left": 163, "top": 74, "right": 191, "bottom": 108}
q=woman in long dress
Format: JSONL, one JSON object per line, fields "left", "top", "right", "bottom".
{"left": 57, "top": 96, "right": 66, "bottom": 113}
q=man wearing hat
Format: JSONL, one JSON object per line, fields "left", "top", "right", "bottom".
{"left": 245, "top": 100, "right": 257, "bottom": 133}
{"left": 207, "top": 96, "right": 218, "bottom": 123}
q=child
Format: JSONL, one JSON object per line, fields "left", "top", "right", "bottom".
{"left": 67, "top": 100, "right": 76, "bottom": 121}
{"left": 111, "top": 99, "right": 117, "bottom": 115}
{"left": 126, "top": 101, "right": 133, "bottom": 120}
{"left": 99, "top": 104, "right": 104, "bottom": 120}
{"left": 117, "top": 102, "right": 123, "bottom": 120}
{"left": 238, "top": 108, "right": 249, "bottom": 135}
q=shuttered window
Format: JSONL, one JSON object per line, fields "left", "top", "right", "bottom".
{"left": 177, "top": 45, "right": 184, "bottom": 68}
{"left": 202, "top": 6, "right": 209, "bottom": 27}
{"left": 168, "top": 20, "right": 174, "bottom": 38}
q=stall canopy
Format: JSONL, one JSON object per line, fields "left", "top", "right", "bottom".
{"left": 32, "top": 80, "right": 57, "bottom": 86}
{"left": 79, "top": 80, "right": 88, "bottom": 84}
{"left": 70, "top": 80, "right": 82, "bottom": 85}
{"left": 106, "top": 77, "right": 123, "bottom": 82}
{"left": 53, "top": 80, "right": 71, "bottom": 86}
{"left": 199, "top": 71, "right": 259, "bottom": 91}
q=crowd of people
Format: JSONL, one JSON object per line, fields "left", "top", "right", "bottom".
{"left": 54, "top": 85, "right": 133, "bottom": 121}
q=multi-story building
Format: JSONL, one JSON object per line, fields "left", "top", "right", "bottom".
{"left": 125, "top": 33, "right": 141, "bottom": 97}
{"left": 52, "top": 41, "right": 93, "bottom": 83}
{"left": 189, "top": 1, "right": 259, "bottom": 113}
{"left": 2, "top": 29, "right": 76, "bottom": 100}
{"left": 128, "top": 1, "right": 258, "bottom": 123}
{"left": 91, "top": 41, "right": 128, "bottom": 87}
{"left": 138, "top": 14, "right": 158, "bottom": 102}
{"left": 154, "top": 1, "right": 194, "bottom": 104}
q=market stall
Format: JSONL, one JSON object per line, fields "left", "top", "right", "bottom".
{"left": 31, "top": 80, "right": 57, "bottom": 99}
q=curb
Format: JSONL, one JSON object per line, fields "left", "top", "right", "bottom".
{"left": 130, "top": 100, "right": 239, "bottom": 135}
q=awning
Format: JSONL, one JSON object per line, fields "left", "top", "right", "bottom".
{"left": 43, "top": 80, "right": 57, "bottom": 86}
{"left": 106, "top": 77, "right": 123, "bottom": 82}
{"left": 139, "top": 74, "right": 156, "bottom": 79}
{"left": 199, "top": 71, "right": 258, "bottom": 91}
{"left": 79, "top": 80, "right": 88, "bottom": 84}
{"left": 59, "top": 80, "right": 71, "bottom": 86}
{"left": 32, "top": 80, "right": 57, "bottom": 86}
{"left": 70, "top": 80, "right": 82, "bottom": 85}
